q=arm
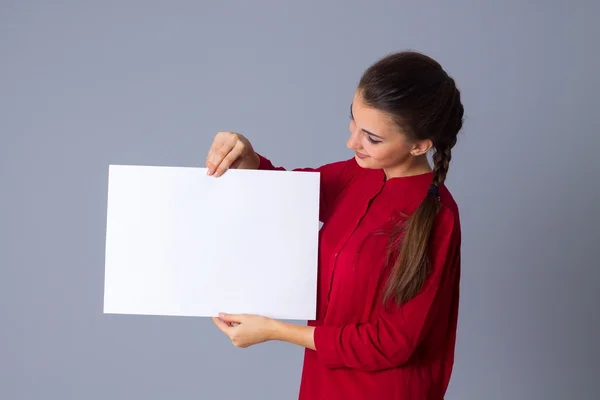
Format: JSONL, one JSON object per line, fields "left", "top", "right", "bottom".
{"left": 270, "top": 321, "right": 316, "bottom": 351}
{"left": 312, "top": 209, "right": 461, "bottom": 372}
{"left": 205, "top": 131, "right": 356, "bottom": 224}
{"left": 215, "top": 212, "right": 458, "bottom": 357}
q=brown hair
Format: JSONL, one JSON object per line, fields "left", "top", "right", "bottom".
{"left": 358, "top": 51, "right": 464, "bottom": 305}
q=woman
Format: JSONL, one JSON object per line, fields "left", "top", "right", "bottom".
{"left": 207, "top": 51, "right": 464, "bottom": 400}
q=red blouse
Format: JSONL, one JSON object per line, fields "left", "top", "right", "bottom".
{"left": 258, "top": 154, "right": 461, "bottom": 400}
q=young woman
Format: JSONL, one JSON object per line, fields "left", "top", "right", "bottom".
{"left": 207, "top": 51, "right": 464, "bottom": 400}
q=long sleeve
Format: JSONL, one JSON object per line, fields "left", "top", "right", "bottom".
{"left": 313, "top": 207, "right": 461, "bottom": 372}
{"left": 256, "top": 153, "right": 356, "bottom": 224}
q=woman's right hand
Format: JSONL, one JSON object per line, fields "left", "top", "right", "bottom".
{"left": 205, "top": 132, "right": 260, "bottom": 177}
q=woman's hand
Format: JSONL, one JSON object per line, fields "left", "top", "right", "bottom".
{"left": 212, "top": 312, "right": 317, "bottom": 351}
{"left": 205, "top": 132, "right": 260, "bottom": 177}
{"left": 212, "top": 313, "right": 277, "bottom": 348}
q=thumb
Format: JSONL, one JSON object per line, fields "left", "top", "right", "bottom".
{"left": 219, "top": 312, "right": 243, "bottom": 324}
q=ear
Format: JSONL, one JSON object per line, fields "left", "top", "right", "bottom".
{"left": 410, "top": 138, "right": 433, "bottom": 156}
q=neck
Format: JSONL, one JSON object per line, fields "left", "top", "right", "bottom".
{"left": 383, "top": 155, "right": 432, "bottom": 180}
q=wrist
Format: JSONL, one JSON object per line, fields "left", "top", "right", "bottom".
{"left": 249, "top": 151, "right": 260, "bottom": 169}
{"left": 239, "top": 151, "right": 260, "bottom": 170}
{"left": 268, "top": 318, "right": 285, "bottom": 341}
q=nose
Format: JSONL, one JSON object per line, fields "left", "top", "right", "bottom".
{"left": 347, "top": 124, "right": 360, "bottom": 150}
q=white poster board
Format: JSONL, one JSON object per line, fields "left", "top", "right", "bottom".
{"left": 103, "top": 164, "right": 320, "bottom": 320}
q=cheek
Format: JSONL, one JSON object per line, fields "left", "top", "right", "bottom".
{"left": 364, "top": 142, "right": 389, "bottom": 159}
{"left": 367, "top": 142, "right": 409, "bottom": 164}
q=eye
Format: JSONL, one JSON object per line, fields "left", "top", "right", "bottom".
{"left": 367, "top": 135, "right": 382, "bottom": 144}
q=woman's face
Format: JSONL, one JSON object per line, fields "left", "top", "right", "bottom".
{"left": 347, "top": 91, "right": 432, "bottom": 178}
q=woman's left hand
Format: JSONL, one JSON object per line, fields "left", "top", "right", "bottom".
{"left": 212, "top": 312, "right": 277, "bottom": 348}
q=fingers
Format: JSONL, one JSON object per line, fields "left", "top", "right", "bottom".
{"left": 206, "top": 138, "right": 234, "bottom": 175}
{"left": 230, "top": 157, "right": 243, "bottom": 169}
{"left": 206, "top": 132, "right": 244, "bottom": 176}
{"left": 212, "top": 317, "right": 233, "bottom": 336}
{"left": 205, "top": 134, "right": 225, "bottom": 172}
{"left": 213, "top": 140, "right": 244, "bottom": 177}
{"left": 218, "top": 312, "right": 243, "bottom": 324}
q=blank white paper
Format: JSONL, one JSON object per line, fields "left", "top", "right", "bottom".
{"left": 103, "top": 164, "right": 320, "bottom": 320}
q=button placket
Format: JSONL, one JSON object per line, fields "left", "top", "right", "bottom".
{"left": 322, "top": 182, "right": 385, "bottom": 317}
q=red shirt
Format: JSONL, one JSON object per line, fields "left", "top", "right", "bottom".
{"left": 258, "top": 154, "right": 461, "bottom": 400}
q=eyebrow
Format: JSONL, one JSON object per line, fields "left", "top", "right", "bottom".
{"left": 350, "top": 103, "right": 384, "bottom": 139}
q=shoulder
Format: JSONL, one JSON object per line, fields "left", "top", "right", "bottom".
{"left": 435, "top": 186, "right": 461, "bottom": 244}
{"left": 321, "top": 156, "right": 360, "bottom": 174}
{"left": 439, "top": 186, "right": 460, "bottom": 224}
{"left": 319, "top": 156, "right": 366, "bottom": 185}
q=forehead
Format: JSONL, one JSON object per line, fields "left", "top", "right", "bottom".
{"left": 352, "top": 91, "right": 398, "bottom": 137}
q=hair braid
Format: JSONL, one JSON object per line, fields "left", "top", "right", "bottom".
{"left": 432, "top": 144, "right": 452, "bottom": 189}
{"left": 358, "top": 51, "right": 464, "bottom": 307}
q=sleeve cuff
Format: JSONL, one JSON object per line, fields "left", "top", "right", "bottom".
{"left": 313, "top": 325, "right": 345, "bottom": 368}
{"left": 256, "top": 153, "right": 273, "bottom": 170}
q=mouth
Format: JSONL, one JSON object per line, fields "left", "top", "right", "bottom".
{"left": 355, "top": 151, "right": 369, "bottom": 159}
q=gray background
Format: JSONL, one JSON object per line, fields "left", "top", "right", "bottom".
{"left": 1, "top": 1, "right": 599, "bottom": 399}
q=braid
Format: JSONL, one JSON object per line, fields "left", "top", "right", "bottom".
{"left": 430, "top": 78, "right": 460, "bottom": 192}
{"left": 432, "top": 145, "right": 452, "bottom": 188}
{"left": 365, "top": 51, "right": 465, "bottom": 307}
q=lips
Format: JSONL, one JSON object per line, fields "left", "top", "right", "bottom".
{"left": 355, "top": 151, "right": 369, "bottom": 159}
